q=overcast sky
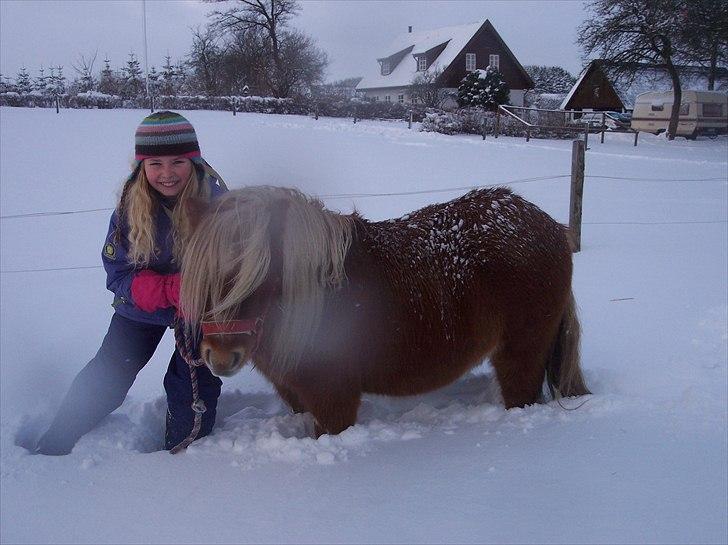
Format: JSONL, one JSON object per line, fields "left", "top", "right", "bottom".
{"left": 0, "top": 0, "right": 589, "bottom": 83}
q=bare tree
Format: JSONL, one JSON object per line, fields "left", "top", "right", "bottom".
{"left": 674, "top": 0, "right": 728, "bottom": 90}
{"left": 578, "top": 0, "right": 684, "bottom": 139}
{"left": 206, "top": 0, "right": 326, "bottom": 97}
{"left": 408, "top": 68, "right": 446, "bottom": 108}
{"left": 188, "top": 25, "right": 223, "bottom": 96}
{"left": 72, "top": 50, "right": 98, "bottom": 93}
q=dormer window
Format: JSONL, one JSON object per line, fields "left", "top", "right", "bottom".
{"left": 417, "top": 56, "right": 427, "bottom": 71}
{"left": 466, "top": 53, "right": 476, "bottom": 72}
{"left": 381, "top": 60, "right": 391, "bottom": 76}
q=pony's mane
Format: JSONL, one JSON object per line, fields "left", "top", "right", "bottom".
{"left": 181, "top": 186, "right": 354, "bottom": 375}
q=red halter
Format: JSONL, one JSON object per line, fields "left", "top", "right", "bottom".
{"left": 200, "top": 318, "right": 262, "bottom": 336}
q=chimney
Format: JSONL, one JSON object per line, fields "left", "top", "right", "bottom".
{"left": 408, "top": 26, "right": 412, "bottom": 33}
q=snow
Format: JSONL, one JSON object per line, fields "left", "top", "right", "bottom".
{"left": 357, "top": 21, "right": 483, "bottom": 90}
{"left": 1, "top": 107, "right": 727, "bottom": 544}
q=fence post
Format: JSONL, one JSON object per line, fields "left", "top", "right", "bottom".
{"left": 315, "top": 108, "right": 319, "bottom": 120}
{"left": 55, "top": 96, "right": 60, "bottom": 114}
{"left": 232, "top": 98, "right": 236, "bottom": 116}
{"left": 569, "top": 139, "right": 585, "bottom": 253}
{"left": 634, "top": 130, "right": 639, "bottom": 147}
{"left": 494, "top": 108, "right": 500, "bottom": 138}
{"left": 584, "top": 124, "right": 589, "bottom": 149}
{"left": 600, "top": 112, "right": 605, "bottom": 144}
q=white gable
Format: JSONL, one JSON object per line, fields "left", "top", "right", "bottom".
{"left": 357, "top": 21, "right": 484, "bottom": 90}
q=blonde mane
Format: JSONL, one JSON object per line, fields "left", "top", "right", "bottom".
{"left": 181, "top": 186, "right": 353, "bottom": 375}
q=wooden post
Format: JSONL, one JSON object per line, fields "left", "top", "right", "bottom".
{"left": 481, "top": 115, "right": 487, "bottom": 140}
{"left": 232, "top": 98, "right": 236, "bottom": 116}
{"left": 55, "top": 96, "right": 60, "bottom": 114}
{"left": 315, "top": 108, "right": 319, "bottom": 120}
{"left": 584, "top": 124, "right": 589, "bottom": 149}
{"left": 600, "top": 112, "right": 605, "bottom": 143}
{"left": 494, "top": 108, "right": 500, "bottom": 138}
{"left": 569, "top": 139, "right": 585, "bottom": 253}
{"left": 634, "top": 130, "right": 639, "bottom": 147}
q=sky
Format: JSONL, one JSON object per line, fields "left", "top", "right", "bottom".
{"left": 0, "top": 0, "right": 589, "bottom": 84}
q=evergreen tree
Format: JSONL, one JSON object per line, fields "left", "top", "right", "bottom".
{"left": 98, "top": 56, "right": 118, "bottom": 95}
{"left": 524, "top": 65, "right": 576, "bottom": 94}
{"left": 34, "top": 66, "right": 50, "bottom": 95}
{"left": 72, "top": 52, "right": 98, "bottom": 93}
{"left": 51, "top": 65, "right": 66, "bottom": 96}
{"left": 457, "top": 67, "right": 510, "bottom": 109}
{"left": 174, "top": 60, "right": 188, "bottom": 95}
{"left": 161, "top": 54, "right": 177, "bottom": 96}
{"left": 121, "top": 52, "right": 144, "bottom": 99}
{"left": 148, "top": 65, "right": 160, "bottom": 97}
{"left": 16, "top": 67, "right": 33, "bottom": 94}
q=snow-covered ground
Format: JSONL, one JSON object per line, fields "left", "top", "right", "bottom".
{"left": 1, "top": 107, "right": 726, "bottom": 544}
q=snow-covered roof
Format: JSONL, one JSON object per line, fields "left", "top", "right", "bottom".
{"left": 357, "top": 21, "right": 484, "bottom": 90}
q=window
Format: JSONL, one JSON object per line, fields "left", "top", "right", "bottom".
{"left": 381, "top": 60, "right": 390, "bottom": 76}
{"left": 411, "top": 97, "right": 418, "bottom": 104}
{"left": 373, "top": 96, "right": 379, "bottom": 102}
{"left": 703, "top": 102, "right": 723, "bottom": 117}
{"left": 651, "top": 103, "right": 664, "bottom": 112}
{"left": 398, "top": 94, "right": 404, "bottom": 103}
{"left": 418, "top": 57, "right": 427, "bottom": 71}
{"left": 385, "top": 95, "right": 391, "bottom": 102}
{"left": 679, "top": 103, "right": 689, "bottom": 115}
{"left": 465, "top": 53, "right": 476, "bottom": 72}
{"left": 489, "top": 54, "right": 499, "bottom": 70}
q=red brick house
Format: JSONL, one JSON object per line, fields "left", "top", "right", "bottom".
{"left": 356, "top": 20, "right": 534, "bottom": 107}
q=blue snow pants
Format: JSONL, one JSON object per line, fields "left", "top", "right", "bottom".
{"left": 35, "top": 312, "right": 222, "bottom": 455}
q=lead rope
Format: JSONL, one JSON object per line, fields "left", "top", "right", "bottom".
{"left": 169, "top": 321, "right": 207, "bottom": 454}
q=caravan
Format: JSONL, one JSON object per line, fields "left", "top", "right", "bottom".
{"left": 630, "top": 90, "right": 727, "bottom": 138}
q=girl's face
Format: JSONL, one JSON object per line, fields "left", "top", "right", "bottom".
{"left": 144, "top": 156, "right": 193, "bottom": 197}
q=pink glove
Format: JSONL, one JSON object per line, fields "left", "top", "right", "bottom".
{"left": 131, "top": 270, "right": 181, "bottom": 313}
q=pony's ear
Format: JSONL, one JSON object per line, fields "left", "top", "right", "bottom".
{"left": 186, "top": 197, "right": 212, "bottom": 232}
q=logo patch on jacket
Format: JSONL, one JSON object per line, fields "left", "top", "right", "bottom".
{"left": 103, "top": 243, "right": 116, "bottom": 260}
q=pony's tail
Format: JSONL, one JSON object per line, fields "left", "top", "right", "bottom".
{"left": 546, "top": 292, "right": 591, "bottom": 400}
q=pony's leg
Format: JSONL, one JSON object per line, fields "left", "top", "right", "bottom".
{"left": 490, "top": 336, "right": 551, "bottom": 409}
{"left": 273, "top": 383, "right": 306, "bottom": 414}
{"left": 296, "top": 384, "right": 361, "bottom": 437}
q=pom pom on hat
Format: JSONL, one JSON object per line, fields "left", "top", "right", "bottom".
{"left": 134, "top": 111, "right": 201, "bottom": 162}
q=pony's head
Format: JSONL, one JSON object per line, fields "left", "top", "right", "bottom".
{"left": 180, "top": 186, "right": 353, "bottom": 379}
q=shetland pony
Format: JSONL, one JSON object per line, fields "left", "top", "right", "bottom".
{"left": 181, "top": 186, "right": 590, "bottom": 436}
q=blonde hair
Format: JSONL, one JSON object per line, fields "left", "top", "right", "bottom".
{"left": 181, "top": 187, "right": 353, "bottom": 377}
{"left": 118, "top": 163, "right": 202, "bottom": 267}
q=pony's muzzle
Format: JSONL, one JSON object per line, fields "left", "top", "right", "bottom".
{"left": 199, "top": 337, "right": 250, "bottom": 377}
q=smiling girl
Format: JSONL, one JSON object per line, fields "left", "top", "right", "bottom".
{"left": 36, "top": 111, "right": 228, "bottom": 455}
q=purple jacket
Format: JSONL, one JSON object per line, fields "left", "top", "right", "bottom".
{"left": 102, "top": 172, "right": 227, "bottom": 326}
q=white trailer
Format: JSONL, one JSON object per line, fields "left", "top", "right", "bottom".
{"left": 630, "top": 90, "right": 727, "bottom": 138}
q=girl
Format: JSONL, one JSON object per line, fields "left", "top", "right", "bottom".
{"left": 36, "top": 111, "right": 228, "bottom": 455}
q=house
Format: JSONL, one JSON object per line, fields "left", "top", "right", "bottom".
{"left": 356, "top": 20, "right": 534, "bottom": 107}
{"left": 560, "top": 59, "right": 728, "bottom": 112}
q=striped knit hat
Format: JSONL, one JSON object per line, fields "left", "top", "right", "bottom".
{"left": 134, "top": 111, "right": 202, "bottom": 163}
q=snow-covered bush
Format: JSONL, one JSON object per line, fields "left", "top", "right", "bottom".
{"left": 68, "top": 91, "right": 121, "bottom": 109}
{"left": 457, "top": 67, "right": 510, "bottom": 109}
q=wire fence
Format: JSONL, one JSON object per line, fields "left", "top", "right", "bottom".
{"left": 1, "top": 172, "right": 726, "bottom": 274}
{"left": 1, "top": 174, "right": 725, "bottom": 220}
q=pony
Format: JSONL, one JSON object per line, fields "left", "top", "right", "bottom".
{"left": 180, "top": 186, "right": 590, "bottom": 436}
